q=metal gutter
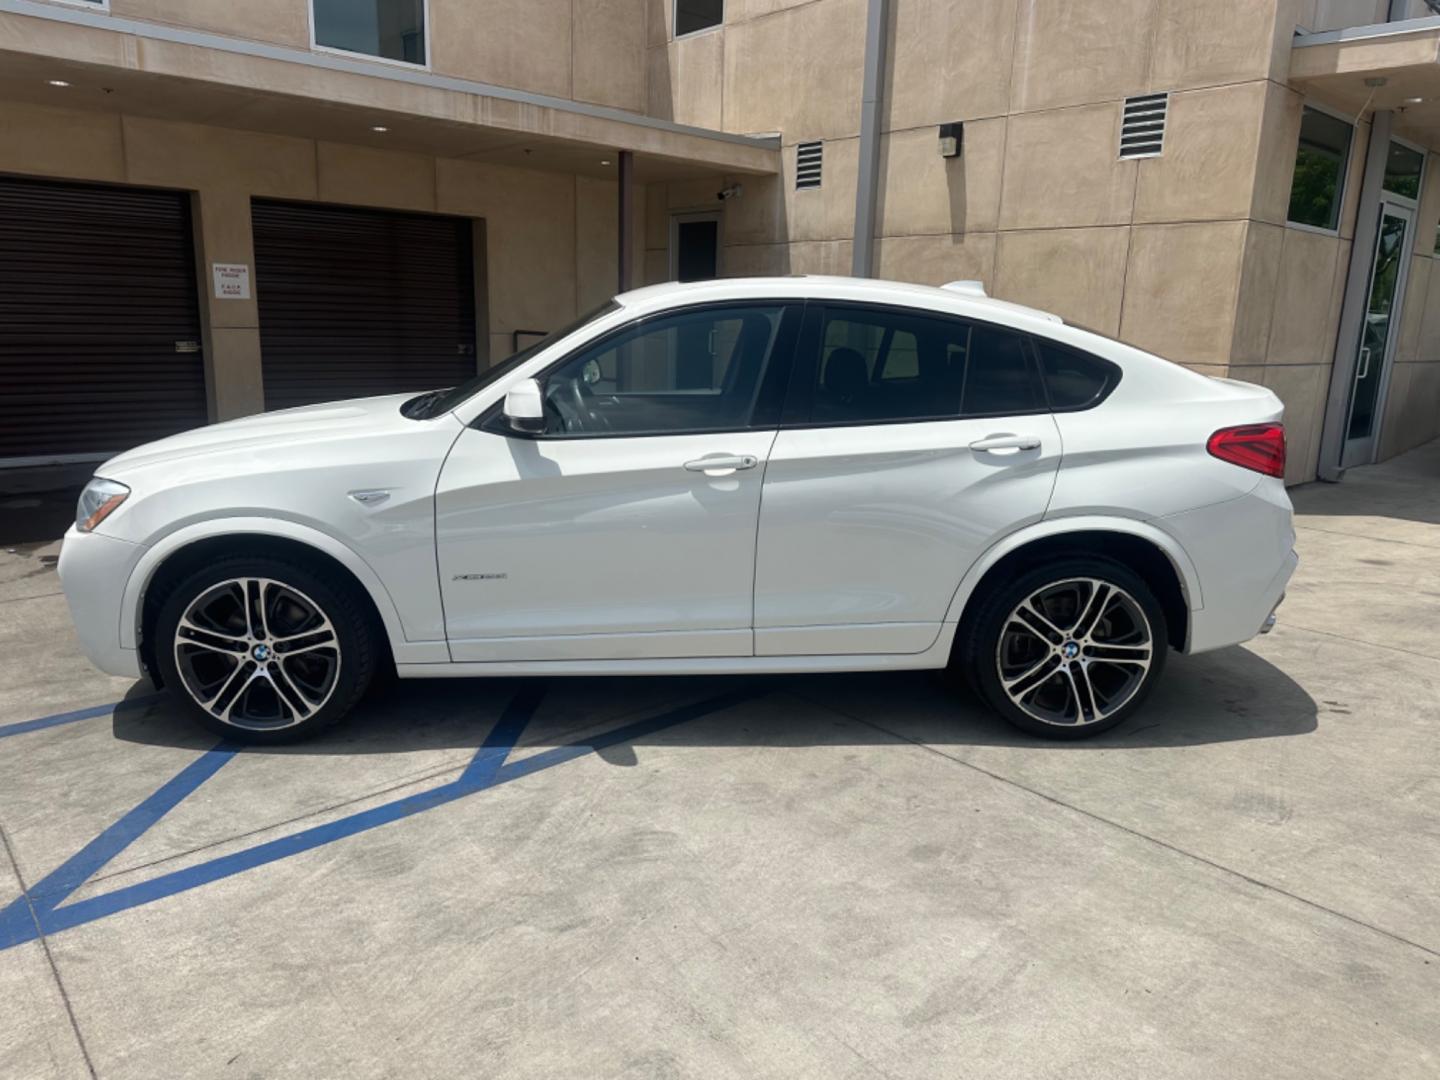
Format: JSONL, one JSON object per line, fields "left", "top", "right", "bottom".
{"left": 850, "top": 0, "right": 888, "bottom": 277}
{"left": 1293, "top": 14, "right": 1440, "bottom": 46}
{"left": 0, "top": 0, "right": 780, "bottom": 153}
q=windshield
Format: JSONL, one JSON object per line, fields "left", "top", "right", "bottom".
{"left": 402, "top": 299, "right": 621, "bottom": 419}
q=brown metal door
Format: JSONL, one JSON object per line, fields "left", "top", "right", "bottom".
{"left": 250, "top": 200, "right": 477, "bottom": 410}
{"left": 0, "top": 176, "right": 206, "bottom": 460}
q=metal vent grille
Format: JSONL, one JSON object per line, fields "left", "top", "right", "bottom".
{"left": 1119, "top": 93, "right": 1168, "bottom": 159}
{"left": 796, "top": 141, "right": 823, "bottom": 190}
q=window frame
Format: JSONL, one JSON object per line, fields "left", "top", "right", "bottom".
{"left": 673, "top": 0, "right": 724, "bottom": 39}
{"left": 1382, "top": 134, "right": 1427, "bottom": 208}
{"left": 37, "top": 0, "right": 109, "bottom": 10}
{"left": 1285, "top": 100, "right": 1356, "bottom": 237}
{"left": 778, "top": 301, "right": 1052, "bottom": 430}
{"left": 309, "top": 0, "right": 432, "bottom": 71}
{"left": 479, "top": 300, "right": 804, "bottom": 441}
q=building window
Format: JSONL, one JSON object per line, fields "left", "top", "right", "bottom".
{"left": 313, "top": 0, "right": 426, "bottom": 66}
{"left": 1287, "top": 107, "right": 1353, "bottom": 231}
{"left": 1383, "top": 141, "right": 1424, "bottom": 200}
{"left": 675, "top": 0, "right": 723, "bottom": 37}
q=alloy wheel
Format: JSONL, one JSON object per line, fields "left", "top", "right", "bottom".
{"left": 995, "top": 577, "right": 1153, "bottom": 727}
{"left": 172, "top": 577, "right": 341, "bottom": 731}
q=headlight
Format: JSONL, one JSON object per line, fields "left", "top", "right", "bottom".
{"left": 75, "top": 478, "right": 130, "bottom": 533}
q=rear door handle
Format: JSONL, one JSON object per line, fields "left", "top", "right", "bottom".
{"left": 684, "top": 454, "right": 758, "bottom": 476}
{"left": 969, "top": 433, "right": 1042, "bottom": 452}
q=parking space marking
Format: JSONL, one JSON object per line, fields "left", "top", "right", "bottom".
{"left": 0, "top": 686, "right": 755, "bottom": 952}
{"left": 0, "top": 694, "right": 164, "bottom": 740}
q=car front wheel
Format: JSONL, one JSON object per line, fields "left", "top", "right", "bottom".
{"left": 154, "top": 556, "right": 376, "bottom": 743}
{"left": 962, "top": 557, "right": 1168, "bottom": 739}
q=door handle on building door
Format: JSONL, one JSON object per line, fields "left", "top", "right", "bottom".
{"left": 1357, "top": 346, "right": 1371, "bottom": 381}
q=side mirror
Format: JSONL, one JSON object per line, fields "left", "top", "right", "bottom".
{"left": 502, "top": 378, "right": 546, "bottom": 435}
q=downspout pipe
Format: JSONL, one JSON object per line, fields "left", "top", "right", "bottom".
{"left": 851, "top": 0, "right": 889, "bottom": 277}
{"left": 1316, "top": 109, "right": 1391, "bottom": 482}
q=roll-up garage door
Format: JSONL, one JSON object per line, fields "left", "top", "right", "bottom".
{"left": 251, "top": 200, "right": 478, "bottom": 410}
{"left": 0, "top": 176, "right": 207, "bottom": 461}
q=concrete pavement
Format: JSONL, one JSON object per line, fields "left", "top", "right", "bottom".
{"left": 1, "top": 442, "right": 1437, "bottom": 1078}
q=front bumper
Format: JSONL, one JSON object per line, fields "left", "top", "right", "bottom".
{"left": 56, "top": 526, "right": 145, "bottom": 679}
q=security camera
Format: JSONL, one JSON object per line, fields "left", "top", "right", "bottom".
{"left": 716, "top": 183, "right": 743, "bottom": 201}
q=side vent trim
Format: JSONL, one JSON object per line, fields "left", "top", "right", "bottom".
{"left": 1119, "top": 93, "right": 1168, "bottom": 159}
{"left": 796, "top": 141, "right": 823, "bottom": 190}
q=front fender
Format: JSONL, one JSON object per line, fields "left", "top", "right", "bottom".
{"left": 940, "top": 514, "right": 1204, "bottom": 626}
{"left": 119, "top": 517, "right": 449, "bottom": 663}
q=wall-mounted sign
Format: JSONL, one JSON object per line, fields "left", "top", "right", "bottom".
{"left": 211, "top": 262, "right": 251, "bottom": 300}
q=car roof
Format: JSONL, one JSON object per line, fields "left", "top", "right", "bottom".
{"left": 616, "top": 275, "right": 1064, "bottom": 330}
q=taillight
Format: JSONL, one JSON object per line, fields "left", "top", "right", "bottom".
{"left": 1207, "top": 423, "right": 1286, "bottom": 478}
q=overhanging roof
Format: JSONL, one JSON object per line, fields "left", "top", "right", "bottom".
{"left": 0, "top": 0, "right": 779, "bottom": 182}
{"left": 1292, "top": 16, "right": 1440, "bottom": 147}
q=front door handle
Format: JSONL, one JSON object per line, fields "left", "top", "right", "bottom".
{"left": 969, "top": 433, "right": 1042, "bottom": 452}
{"left": 684, "top": 454, "right": 758, "bottom": 476}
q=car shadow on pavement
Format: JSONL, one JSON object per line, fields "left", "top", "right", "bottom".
{"left": 108, "top": 643, "right": 1316, "bottom": 756}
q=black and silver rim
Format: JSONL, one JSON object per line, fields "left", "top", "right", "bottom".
{"left": 173, "top": 577, "right": 341, "bottom": 731}
{"left": 996, "top": 577, "right": 1153, "bottom": 727}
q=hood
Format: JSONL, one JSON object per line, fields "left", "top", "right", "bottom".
{"left": 99, "top": 393, "right": 426, "bottom": 477}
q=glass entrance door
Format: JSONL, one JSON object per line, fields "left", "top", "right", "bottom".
{"left": 1342, "top": 202, "right": 1413, "bottom": 468}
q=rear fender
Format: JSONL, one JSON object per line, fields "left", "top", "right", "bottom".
{"left": 941, "top": 515, "right": 1204, "bottom": 626}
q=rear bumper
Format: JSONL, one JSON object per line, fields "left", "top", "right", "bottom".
{"left": 56, "top": 526, "right": 144, "bottom": 679}
{"left": 1161, "top": 479, "right": 1298, "bottom": 654}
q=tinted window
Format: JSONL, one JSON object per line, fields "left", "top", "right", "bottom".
{"left": 1383, "top": 141, "right": 1424, "bottom": 200}
{"left": 1287, "top": 107, "right": 1352, "bottom": 231}
{"left": 806, "top": 307, "right": 1038, "bottom": 424}
{"left": 1035, "top": 340, "right": 1119, "bottom": 410}
{"left": 314, "top": 0, "right": 426, "bottom": 65}
{"left": 539, "top": 305, "right": 788, "bottom": 436}
{"left": 675, "top": 0, "right": 723, "bottom": 35}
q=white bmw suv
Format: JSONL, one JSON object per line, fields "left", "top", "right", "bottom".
{"left": 60, "top": 276, "right": 1296, "bottom": 742}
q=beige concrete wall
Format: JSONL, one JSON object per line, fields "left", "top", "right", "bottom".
{"left": 116, "top": 0, "right": 650, "bottom": 113}
{"left": 640, "top": 0, "right": 1440, "bottom": 479}
{"left": 0, "top": 101, "right": 617, "bottom": 421}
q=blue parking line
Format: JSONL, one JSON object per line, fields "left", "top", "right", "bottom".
{"left": 0, "top": 694, "right": 165, "bottom": 741}
{"left": 0, "top": 688, "right": 754, "bottom": 951}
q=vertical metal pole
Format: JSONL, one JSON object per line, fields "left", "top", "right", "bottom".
{"left": 618, "top": 150, "right": 634, "bottom": 293}
{"left": 1317, "top": 110, "right": 1392, "bottom": 482}
{"left": 850, "top": 0, "right": 888, "bottom": 278}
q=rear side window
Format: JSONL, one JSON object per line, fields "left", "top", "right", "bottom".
{"left": 801, "top": 305, "right": 1041, "bottom": 425}
{"left": 1034, "top": 340, "right": 1120, "bottom": 410}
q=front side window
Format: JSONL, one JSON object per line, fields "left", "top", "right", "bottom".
{"left": 1287, "top": 106, "right": 1353, "bottom": 231}
{"left": 314, "top": 0, "right": 426, "bottom": 65}
{"left": 536, "top": 304, "right": 791, "bottom": 437}
{"left": 675, "top": 0, "right": 723, "bottom": 36}
{"left": 803, "top": 306, "right": 1039, "bottom": 425}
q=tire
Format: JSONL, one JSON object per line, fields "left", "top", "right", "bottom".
{"left": 959, "top": 556, "right": 1168, "bottom": 740}
{"left": 154, "top": 556, "right": 377, "bottom": 743}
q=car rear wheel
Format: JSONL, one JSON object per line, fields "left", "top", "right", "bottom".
{"left": 961, "top": 557, "right": 1167, "bottom": 739}
{"left": 154, "top": 556, "right": 376, "bottom": 743}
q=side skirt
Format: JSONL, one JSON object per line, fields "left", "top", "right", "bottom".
{"left": 395, "top": 629, "right": 957, "bottom": 678}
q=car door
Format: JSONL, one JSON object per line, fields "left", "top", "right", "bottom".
{"left": 752, "top": 302, "right": 1062, "bottom": 656}
{"left": 436, "top": 301, "right": 800, "bottom": 662}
